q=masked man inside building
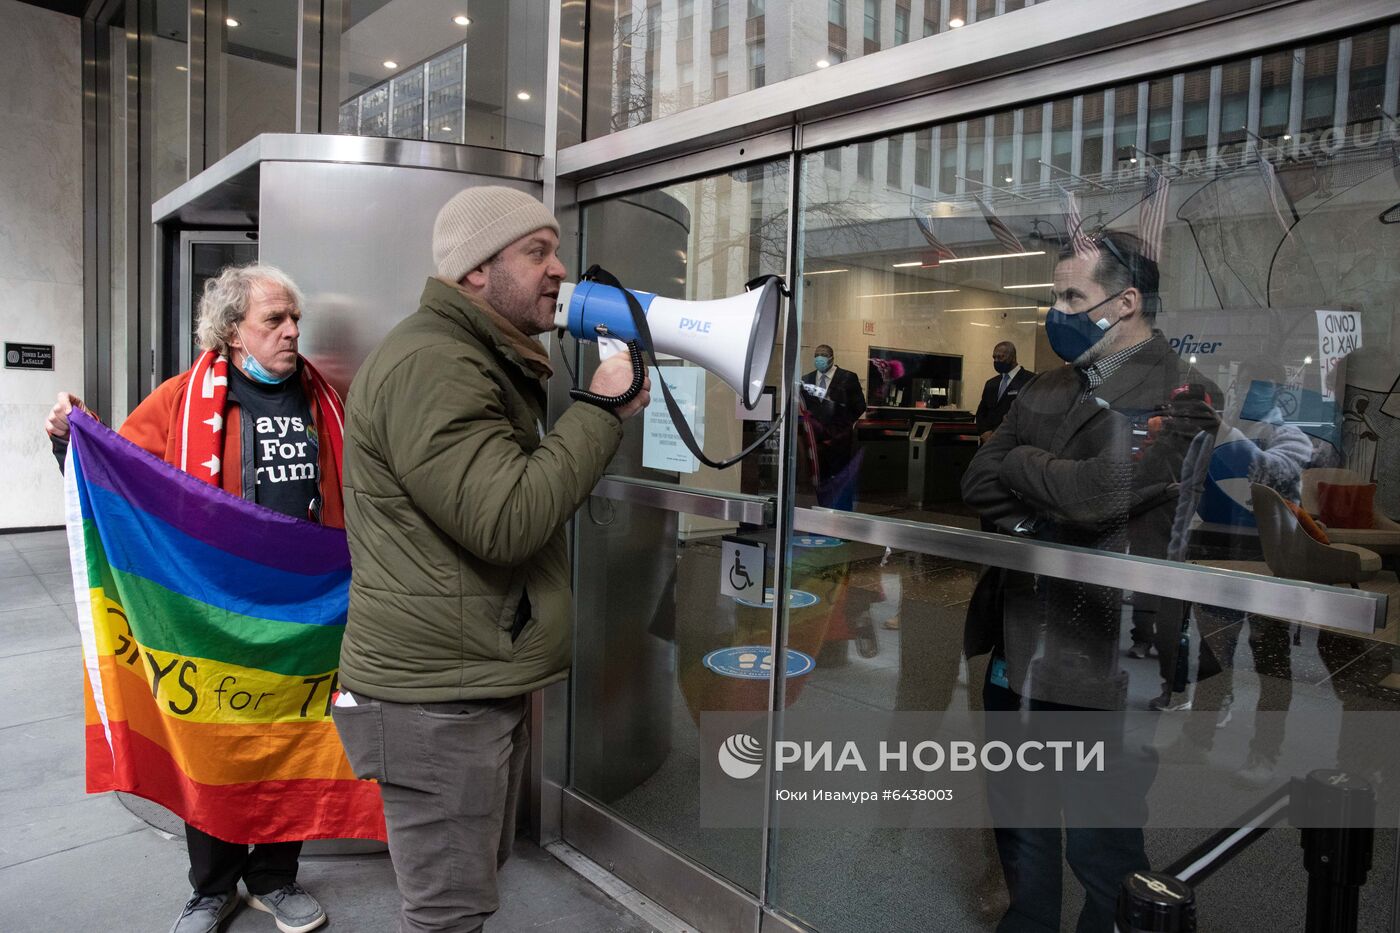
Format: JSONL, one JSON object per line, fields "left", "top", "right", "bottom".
{"left": 962, "top": 231, "right": 1220, "bottom": 933}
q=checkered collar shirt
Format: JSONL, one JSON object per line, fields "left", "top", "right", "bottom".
{"left": 1079, "top": 337, "right": 1152, "bottom": 401}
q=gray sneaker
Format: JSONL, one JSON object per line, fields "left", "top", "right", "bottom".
{"left": 169, "top": 890, "right": 238, "bottom": 933}
{"left": 244, "top": 882, "right": 327, "bottom": 933}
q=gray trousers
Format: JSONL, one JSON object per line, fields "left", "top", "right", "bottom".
{"left": 332, "top": 692, "right": 529, "bottom": 933}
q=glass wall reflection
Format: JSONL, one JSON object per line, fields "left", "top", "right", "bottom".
{"left": 772, "top": 18, "right": 1400, "bottom": 932}
{"left": 794, "top": 21, "right": 1400, "bottom": 613}
{"left": 216, "top": 0, "right": 298, "bottom": 153}
{"left": 334, "top": 0, "right": 546, "bottom": 153}
{"left": 586, "top": 0, "right": 1053, "bottom": 137}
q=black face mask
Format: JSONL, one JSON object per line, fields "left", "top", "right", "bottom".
{"left": 993, "top": 359, "right": 1015, "bottom": 375}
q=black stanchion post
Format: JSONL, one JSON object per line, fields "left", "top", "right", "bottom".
{"left": 1116, "top": 871, "right": 1196, "bottom": 932}
{"left": 1291, "top": 769, "right": 1375, "bottom": 933}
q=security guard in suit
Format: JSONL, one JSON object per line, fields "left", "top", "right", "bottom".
{"left": 975, "top": 341, "right": 1034, "bottom": 445}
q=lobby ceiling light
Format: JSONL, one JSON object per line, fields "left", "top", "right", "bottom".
{"left": 175, "top": 64, "right": 188, "bottom": 72}
{"left": 936, "top": 250, "right": 1045, "bottom": 265}
{"left": 1003, "top": 282, "right": 1054, "bottom": 289}
{"left": 892, "top": 261, "right": 924, "bottom": 268}
{"left": 453, "top": 15, "right": 471, "bottom": 26}
{"left": 945, "top": 305, "right": 1039, "bottom": 312}
{"left": 948, "top": 17, "right": 965, "bottom": 28}
{"left": 858, "top": 289, "right": 960, "bottom": 299}
{"left": 383, "top": 60, "right": 399, "bottom": 69}
{"left": 816, "top": 59, "right": 831, "bottom": 68}
{"left": 804, "top": 268, "right": 848, "bottom": 275}
{"left": 517, "top": 91, "right": 532, "bottom": 101}
{"left": 225, "top": 16, "right": 239, "bottom": 27}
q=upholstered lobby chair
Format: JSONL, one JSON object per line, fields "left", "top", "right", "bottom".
{"left": 1251, "top": 483, "right": 1382, "bottom": 586}
{"left": 1300, "top": 468, "right": 1400, "bottom": 567}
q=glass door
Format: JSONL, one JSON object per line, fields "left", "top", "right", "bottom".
{"left": 561, "top": 160, "right": 792, "bottom": 931}
{"left": 176, "top": 230, "right": 257, "bottom": 370}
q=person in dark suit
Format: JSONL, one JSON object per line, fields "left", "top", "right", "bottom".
{"left": 975, "top": 341, "right": 1034, "bottom": 445}
{"left": 801, "top": 344, "right": 867, "bottom": 508}
{"left": 962, "top": 232, "right": 1221, "bottom": 933}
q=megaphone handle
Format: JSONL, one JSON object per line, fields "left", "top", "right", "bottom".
{"left": 567, "top": 340, "right": 647, "bottom": 409}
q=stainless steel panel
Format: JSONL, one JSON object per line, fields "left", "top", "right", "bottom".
{"left": 555, "top": 0, "right": 587, "bottom": 153}
{"left": 795, "top": 509, "right": 1387, "bottom": 634}
{"left": 756, "top": 144, "right": 806, "bottom": 915}
{"left": 203, "top": 0, "right": 225, "bottom": 166}
{"left": 188, "top": 0, "right": 206, "bottom": 174}
{"left": 257, "top": 160, "right": 541, "bottom": 386}
{"left": 576, "top": 130, "right": 794, "bottom": 203}
{"left": 561, "top": 790, "right": 761, "bottom": 933}
{"left": 152, "top": 132, "right": 542, "bottom": 224}
{"left": 528, "top": 680, "right": 568, "bottom": 845}
{"left": 591, "top": 476, "right": 773, "bottom": 526}
{"left": 761, "top": 909, "right": 813, "bottom": 933}
{"left": 295, "top": 0, "right": 321, "bottom": 133}
{"left": 82, "top": 16, "right": 105, "bottom": 420}
{"left": 317, "top": 0, "right": 342, "bottom": 136}
{"left": 558, "top": 0, "right": 1280, "bottom": 181}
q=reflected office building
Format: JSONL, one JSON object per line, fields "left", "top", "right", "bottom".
{"left": 51, "top": 0, "right": 1400, "bottom": 930}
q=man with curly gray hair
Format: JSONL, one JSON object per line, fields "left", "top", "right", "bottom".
{"left": 46, "top": 262, "right": 344, "bottom": 933}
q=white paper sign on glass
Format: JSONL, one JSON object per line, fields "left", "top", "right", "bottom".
{"left": 642, "top": 365, "right": 705, "bottom": 473}
{"left": 1315, "top": 309, "right": 1363, "bottom": 401}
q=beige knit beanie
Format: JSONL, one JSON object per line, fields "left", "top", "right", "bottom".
{"left": 432, "top": 186, "right": 560, "bottom": 282}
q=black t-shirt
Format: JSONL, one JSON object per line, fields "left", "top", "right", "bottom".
{"left": 228, "top": 364, "right": 320, "bottom": 521}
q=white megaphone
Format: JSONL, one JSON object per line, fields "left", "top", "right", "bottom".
{"left": 553, "top": 274, "right": 781, "bottom": 410}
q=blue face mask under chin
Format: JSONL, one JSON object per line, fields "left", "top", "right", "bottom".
{"left": 1044, "top": 292, "right": 1124, "bottom": 363}
{"left": 236, "top": 326, "right": 294, "bottom": 385}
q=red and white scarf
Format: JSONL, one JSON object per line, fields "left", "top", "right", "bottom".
{"left": 178, "top": 350, "right": 345, "bottom": 488}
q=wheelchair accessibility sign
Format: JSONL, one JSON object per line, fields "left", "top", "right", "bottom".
{"left": 702, "top": 646, "right": 816, "bottom": 680}
{"left": 721, "top": 535, "right": 767, "bottom": 601}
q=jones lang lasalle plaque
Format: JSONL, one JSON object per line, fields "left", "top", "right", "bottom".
{"left": 5, "top": 343, "right": 54, "bottom": 371}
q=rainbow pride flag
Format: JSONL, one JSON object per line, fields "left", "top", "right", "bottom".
{"left": 64, "top": 411, "right": 385, "bottom": 843}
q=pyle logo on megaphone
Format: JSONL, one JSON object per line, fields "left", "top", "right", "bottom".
{"left": 554, "top": 278, "right": 779, "bottom": 410}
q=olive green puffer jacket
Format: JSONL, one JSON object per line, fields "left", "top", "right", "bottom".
{"left": 338, "top": 277, "right": 623, "bottom": 702}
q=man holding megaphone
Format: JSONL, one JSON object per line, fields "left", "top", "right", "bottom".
{"left": 331, "top": 186, "right": 648, "bottom": 932}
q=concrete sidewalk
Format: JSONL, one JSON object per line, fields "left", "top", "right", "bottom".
{"left": 0, "top": 529, "right": 662, "bottom": 933}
